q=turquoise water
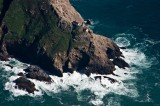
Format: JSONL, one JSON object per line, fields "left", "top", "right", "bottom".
{"left": 0, "top": 0, "right": 160, "bottom": 106}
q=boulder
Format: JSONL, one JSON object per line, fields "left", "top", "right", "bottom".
{"left": 14, "top": 77, "right": 36, "bottom": 93}
{"left": 17, "top": 72, "right": 25, "bottom": 77}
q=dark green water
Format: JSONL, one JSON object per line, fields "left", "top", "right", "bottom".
{"left": 0, "top": 0, "right": 160, "bottom": 106}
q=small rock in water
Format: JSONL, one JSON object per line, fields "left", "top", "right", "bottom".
{"left": 17, "top": 72, "right": 25, "bottom": 77}
{"left": 94, "top": 76, "right": 102, "bottom": 80}
{"left": 14, "top": 77, "right": 36, "bottom": 93}
{"left": 120, "top": 47, "right": 127, "bottom": 49}
{"left": 5, "top": 64, "right": 13, "bottom": 69}
{"left": 103, "top": 76, "right": 118, "bottom": 83}
{"left": 85, "top": 19, "right": 93, "bottom": 25}
{"left": 124, "top": 73, "right": 128, "bottom": 75}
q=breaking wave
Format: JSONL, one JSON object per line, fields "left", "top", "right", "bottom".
{"left": 0, "top": 33, "right": 154, "bottom": 106}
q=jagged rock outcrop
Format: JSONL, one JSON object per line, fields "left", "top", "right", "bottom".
{"left": 24, "top": 65, "right": 53, "bottom": 83}
{"left": 113, "top": 57, "right": 129, "bottom": 69}
{"left": 66, "top": 33, "right": 123, "bottom": 76}
{"left": 0, "top": 0, "right": 129, "bottom": 80}
{"left": 14, "top": 77, "right": 37, "bottom": 93}
{"left": 50, "top": 0, "right": 84, "bottom": 23}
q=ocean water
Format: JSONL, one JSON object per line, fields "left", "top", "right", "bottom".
{"left": 0, "top": 0, "right": 160, "bottom": 106}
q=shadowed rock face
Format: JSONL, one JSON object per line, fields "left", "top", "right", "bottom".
{"left": 24, "top": 65, "right": 53, "bottom": 83}
{"left": 113, "top": 58, "right": 129, "bottom": 69}
{"left": 0, "top": 0, "right": 13, "bottom": 24}
{"left": 0, "top": 0, "right": 129, "bottom": 78}
{"left": 0, "top": 24, "right": 9, "bottom": 61}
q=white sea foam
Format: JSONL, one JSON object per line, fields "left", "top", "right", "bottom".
{"left": 5, "top": 76, "right": 31, "bottom": 97}
{"left": 0, "top": 34, "right": 152, "bottom": 105}
{"left": 106, "top": 97, "right": 121, "bottom": 106}
{"left": 145, "top": 39, "right": 160, "bottom": 45}
{"left": 88, "top": 20, "right": 100, "bottom": 29}
{"left": 115, "top": 37, "right": 131, "bottom": 47}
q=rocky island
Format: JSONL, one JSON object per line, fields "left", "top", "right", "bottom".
{"left": 0, "top": 0, "right": 129, "bottom": 93}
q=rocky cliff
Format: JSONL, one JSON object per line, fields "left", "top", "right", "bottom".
{"left": 0, "top": 0, "right": 129, "bottom": 78}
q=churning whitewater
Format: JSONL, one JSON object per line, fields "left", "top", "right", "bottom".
{"left": 0, "top": 0, "right": 159, "bottom": 105}
{"left": 0, "top": 33, "right": 152, "bottom": 105}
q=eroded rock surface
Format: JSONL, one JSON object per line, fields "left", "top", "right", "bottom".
{"left": 0, "top": 0, "right": 129, "bottom": 78}
{"left": 24, "top": 65, "right": 53, "bottom": 83}
{"left": 14, "top": 77, "right": 37, "bottom": 93}
{"left": 50, "top": 0, "right": 84, "bottom": 23}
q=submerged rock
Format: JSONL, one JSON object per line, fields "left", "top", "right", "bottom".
{"left": 14, "top": 77, "right": 36, "bottom": 93}
{"left": 94, "top": 76, "right": 102, "bottom": 80}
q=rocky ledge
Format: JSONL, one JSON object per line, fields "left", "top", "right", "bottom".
{"left": 0, "top": 0, "right": 129, "bottom": 93}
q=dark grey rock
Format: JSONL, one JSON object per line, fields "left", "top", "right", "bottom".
{"left": 14, "top": 77, "right": 36, "bottom": 93}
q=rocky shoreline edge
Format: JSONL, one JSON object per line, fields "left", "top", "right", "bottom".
{"left": 0, "top": 0, "right": 129, "bottom": 93}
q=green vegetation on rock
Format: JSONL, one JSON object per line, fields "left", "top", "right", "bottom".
{"left": 0, "top": 0, "right": 127, "bottom": 77}
{"left": 4, "top": 0, "right": 72, "bottom": 57}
